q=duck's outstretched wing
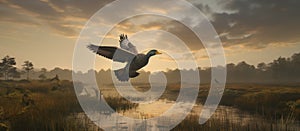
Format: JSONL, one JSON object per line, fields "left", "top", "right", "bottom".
{"left": 119, "top": 34, "right": 138, "bottom": 55}
{"left": 87, "top": 44, "right": 135, "bottom": 63}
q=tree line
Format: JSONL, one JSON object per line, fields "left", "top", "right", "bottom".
{"left": 1, "top": 52, "right": 300, "bottom": 83}
{"left": 0, "top": 56, "right": 34, "bottom": 80}
{"left": 225, "top": 52, "right": 300, "bottom": 83}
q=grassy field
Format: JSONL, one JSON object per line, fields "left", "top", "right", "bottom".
{"left": 0, "top": 80, "right": 299, "bottom": 130}
{"left": 195, "top": 84, "right": 300, "bottom": 121}
{"left": 0, "top": 80, "right": 137, "bottom": 130}
{"left": 172, "top": 83, "right": 300, "bottom": 131}
{"left": 0, "top": 80, "right": 82, "bottom": 130}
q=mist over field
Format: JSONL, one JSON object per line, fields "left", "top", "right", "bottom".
{"left": 3, "top": 52, "right": 299, "bottom": 85}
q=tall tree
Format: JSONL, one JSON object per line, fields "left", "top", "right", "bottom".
{"left": 22, "top": 61, "right": 34, "bottom": 80}
{"left": 0, "top": 56, "right": 17, "bottom": 80}
{"left": 8, "top": 67, "right": 20, "bottom": 80}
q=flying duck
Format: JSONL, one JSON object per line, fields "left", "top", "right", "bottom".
{"left": 87, "top": 34, "right": 162, "bottom": 81}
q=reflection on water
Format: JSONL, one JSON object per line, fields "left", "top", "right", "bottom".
{"left": 73, "top": 84, "right": 300, "bottom": 130}
{"left": 123, "top": 99, "right": 173, "bottom": 118}
{"left": 69, "top": 98, "right": 300, "bottom": 130}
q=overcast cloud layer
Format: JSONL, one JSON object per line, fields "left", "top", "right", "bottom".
{"left": 1, "top": 0, "right": 299, "bottom": 49}
{"left": 213, "top": 0, "right": 300, "bottom": 48}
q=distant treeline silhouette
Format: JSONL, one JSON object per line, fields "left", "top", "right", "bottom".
{"left": 1, "top": 52, "right": 300, "bottom": 84}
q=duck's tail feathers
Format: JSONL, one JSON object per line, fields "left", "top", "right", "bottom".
{"left": 129, "top": 72, "right": 139, "bottom": 78}
{"left": 114, "top": 68, "right": 129, "bottom": 81}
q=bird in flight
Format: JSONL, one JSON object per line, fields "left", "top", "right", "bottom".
{"left": 87, "top": 34, "right": 162, "bottom": 81}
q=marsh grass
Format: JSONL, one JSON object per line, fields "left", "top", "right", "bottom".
{"left": 0, "top": 81, "right": 299, "bottom": 130}
{"left": 0, "top": 80, "right": 139, "bottom": 130}
{"left": 0, "top": 80, "right": 82, "bottom": 130}
{"left": 172, "top": 114, "right": 299, "bottom": 131}
{"left": 188, "top": 83, "right": 300, "bottom": 122}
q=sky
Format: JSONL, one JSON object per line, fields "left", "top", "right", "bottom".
{"left": 1, "top": 0, "right": 300, "bottom": 72}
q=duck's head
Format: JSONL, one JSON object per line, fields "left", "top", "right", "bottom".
{"left": 147, "top": 49, "right": 162, "bottom": 57}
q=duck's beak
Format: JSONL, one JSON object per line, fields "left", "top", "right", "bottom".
{"left": 155, "top": 51, "right": 162, "bottom": 55}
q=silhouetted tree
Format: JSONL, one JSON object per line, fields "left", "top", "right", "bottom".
{"left": 291, "top": 53, "right": 300, "bottom": 77}
{"left": 22, "top": 61, "right": 34, "bottom": 80}
{"left": 41, "top": 68, "right": 47, "bottom": 73}
{"left": 0, "top": 71, "right": 3, "bottom": 78}
{"left": 8, "top": 67, "right": 20, "bottom": 80}
{"left": 235, "top": 61, "right": 255, "bottom": 81}
{"left": 269, "top": 57, "right": 290, "bottom": 80}
{"left": 38, "top": 68, "right": 47, "bottom": 80}
{"left": 38, "top": 74, "right": 46, "bottom": 80}
{"left": 0, "top": 56, "right": 17, "bottom": 80}
{"left": 291, "top": 53, "right": 300, "bottom": 64}
{"left": 257, "top": 62, "right": 267, "bottom": 71}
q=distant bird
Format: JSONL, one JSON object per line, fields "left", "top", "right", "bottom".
{"left": 87, "top": 34, "right": 162, "bottom": 81}
{"left": 214, "top": 79, "right": 220, "bottom": 84}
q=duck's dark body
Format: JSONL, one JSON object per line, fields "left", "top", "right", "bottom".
{"left": 87, "top": 44, "right": 159, "bottom": 81}
{"left": 129, "top": 54, "right": 149, "bottom": 71}
{"left": 123, "top": 54, "right": 150, "bottom": 78}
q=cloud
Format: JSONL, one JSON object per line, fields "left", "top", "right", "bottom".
{"left": 211, "top": 0, "right": 300, "bottom": 48}
{"left": 1, "top": 0, "right": 299, "bottom": 49}
{"left": 0, "top": 2, "right": 40, "bottom": 26}
{"left": 104, "top": 15, "right": 204, "bottom": 52}
{"left": 0, "top": 0, "right": 114, "bottom": 37}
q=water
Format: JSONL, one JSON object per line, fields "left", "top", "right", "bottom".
{"left": 72, "top": 84, "right": 300, "bottom": 130}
